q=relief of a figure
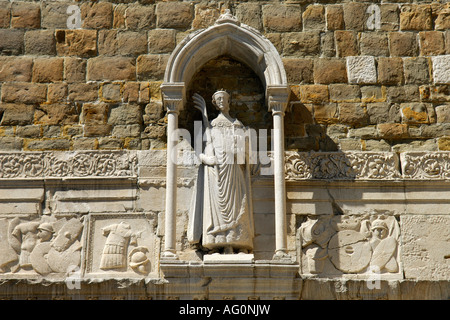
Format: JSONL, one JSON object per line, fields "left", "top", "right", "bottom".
{"left": 188, "top": 90, "right": 254, "bottom": 255}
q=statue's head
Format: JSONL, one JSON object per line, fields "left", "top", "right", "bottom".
{"left": 212, "top": 90, "right": 230, "bottom": 112}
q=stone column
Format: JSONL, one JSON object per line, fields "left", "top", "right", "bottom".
{"left": 267, "top": 85, "right": 291, "bottom": 260}
{"left": 160, "top": 83, "right": 185, "bottom": 260}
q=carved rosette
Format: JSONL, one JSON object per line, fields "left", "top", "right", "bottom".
{"left": 0, "top": 151, "right": 137, "bottom": 179}
{"left": 286, "top": 152, "right": 401, "bottom": 181}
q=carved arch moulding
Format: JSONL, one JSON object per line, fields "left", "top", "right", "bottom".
{"left": 160, "top": 10, "right": 291, "bottom": 261}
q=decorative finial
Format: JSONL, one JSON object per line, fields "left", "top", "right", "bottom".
{"left": 215, "top": 9, "right": 240, "bottom": 26}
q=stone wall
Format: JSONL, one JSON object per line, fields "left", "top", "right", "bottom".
{"left": 0, "top": 0, "right": 449, "bottom": 300}
{"left": 0, "top": 0, "right": 449, "bottom": 153}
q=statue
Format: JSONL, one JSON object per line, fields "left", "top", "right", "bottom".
{"left": 188, "top": 90, "right": 254, "bottom": 255}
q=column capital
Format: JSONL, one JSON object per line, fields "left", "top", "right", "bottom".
{"left": 161, "top": 82, "right": 186, "bottom": 114}
{"left": 267, "top": 85, "right": 290, "bottom": 116}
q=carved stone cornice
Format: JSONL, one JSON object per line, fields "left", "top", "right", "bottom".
{"left": 401, "top": 152, "right": 450, "bottom": 180}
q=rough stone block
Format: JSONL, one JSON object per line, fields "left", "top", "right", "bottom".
{"left": 431, "top": 55, "right": 450, "bottom": 84}
{"left": 435, "top": 5, "right": 450, "bottom": 30}
{"left": 338, "top": 103, "right": 369, "bottom": 127}
{"left": 389, "top": 32, "right": 418, "bottom": 57}
{"left": 335, "top": 31, "right": 359, "bottom": 57}
{"left": 366, "top": 103, "right": 391, "bottom": 124}
{"left": 42, "top": 2, "right": 73, "bottom": 29}
{"left": 56, "top": 30, "right": 97, "bottom": 57}
{"left": 359, "top": 32, "right": 389, "bottom": 57}
{"left": 125, "top": 4, "right": 156, "bottom": 30}
{"left": 25, "top": 30, "right": 56, "bottom": 56}
{"left": 1, "top": 83, "right": 47, "bottom": 104}
{"left": 282, "top": 58, "right": 313, "bottom": 84}
{"left": 343, "top": 2, "right": 367, "bottom": 31}
{"left": 282, "top": 32, "right": 321, "bottom": 57}
{"left": 326, "top": 5, "right": 344, "bottom": 31}
{"left": 346, "top": 56, "right": 377, "bottom": 84}
{"left": 400, "top": 4, "right": 432, "bottom": 31}
{"left": 100, "top": 83, "right": 121, "bottom": 103}
{"left": 386, "top": 85, "right": 420, "bottom": 103}
{"left": 32, "top": 58, "right": 64, "bottom": 83}
{"left": 299, "top": 85, "right": 329, "bottom": 104}
{"left": 313, "top": 58, "right": 347, "bottom": 84}
{"left": 25, "top": 139, "right": 70, "bottom": 151}
{"left": 401, "top": 103, "right": 432, "bottom": 124}
{"left": 68, "top": 83, "right": 98, "bottom": 102}
{"left": 329, "top": 84, "right": 360, "bottom": 103}
{"left": 262, "top": 4, "right": 302, "bottom": 32}
{"left": 34, "top": 104, "right": 79, "bottom": 125}
{"left": 0, "top": 104, "right": 35, "bottom": 125}
{"left": 361, "top": 86, "right": 386, "bottom": 103}
{"left": 404, "top": 57, "right": 431, "bottom": 85}
{"left": 0, "top": 29, "right": 24, "bottom": 55}
{"left": 302, "top": 5, "right": 325, "bottom": 31}
{"left": 113, "top": 3, "right": 126, "bottom": 29}
{"left": 156, "top": 2, "right": 193, "bottom": 30}
{"left": 0, "top": 137, "right": 23, "bottom": 150}
{"left": 87, "top": 57, "right": 136, "bottom": 81}
{"left": 235, "top": 3, "right": 262, "bottom": 31}
{"left": 11, "top": 1, "right": 40, "bottom": 29}
{"left": 378, "top": 57, "right": 404, "bottom": 85}
{"left": 122, "top": 82, "right": 140, "bottom": 103}
{"left": 435, "top": 105, "right": 450, "bottom": 123}
{"left": 108, "top": 104, "right": 142, "bottom": 125}
{"left": 192, "top": 2, "right": 220, "bottom": 30}
{"left": 137, "top": 55, "right": 169, "bottom": 81}
{"left": 419, "top": 31, "right": 446, "bottom": 56}
{"left": 377, "top": 123, "right": 409, "bottom": 139}
{"left": 148, "top": 29, "right": 176, "bottom": 54}
{"left": 81, "top": 103, "right": 109, "bottom": 125}
{"left": 81, "top": 1, "right": 113, "bottom": 29}
{"left": 0, "top": 2, "right": 10, "bottom": 28}
{"left": 64, "top": 57, "right": 86, "bottom": 82}
{"left": 99, "top": 30, "right": 147, "bottom": 56}
{"left": 0, "top": 57, "right": 32, "bottom": 82}
{"left": 47, "top": 83, "right": 68, "bottom": 103}
{"left": 313, "top": 104, "right": 338, "bottom": 125}
{"left": 320, "top": 32, "right": 335, "bottom": 57}
{"left": 380, "top": 4, "right": 400, "bottom": 31}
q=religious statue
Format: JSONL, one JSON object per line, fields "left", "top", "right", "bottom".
{"left": 188, "top": 90, "right": 254, "bottom": 255}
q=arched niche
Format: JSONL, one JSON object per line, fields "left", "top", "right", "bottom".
{"left": 161, "top": 10, "right": 291, "bottom": 261}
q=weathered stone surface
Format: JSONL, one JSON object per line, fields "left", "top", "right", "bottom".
{"left": 282, "top": 32, "right": 321, "bottom": 57}
{"left": 299, "top": 85, "right": 329, "bottom": 104}
{"left": 386, "top": 85, "right": 420, "bottom": 103}
{"left": 235, "top": 3, "right": 262, "bottom": 31}
{"left": 41, "top": 2, "right": 73, "bottom": 29}
{"left": 68, "top": 83, "right": 98, "bottom": 102}
{"left": 338, "top": 103, "right": 369, "bottom": 127}
{"left": 401, "top": 103, "right": 433, "bottom": 125}
{"left": 346, "top": 56, "right": 377, "bottom": 84}
{"left": 25, "top": 139, "right": 70, "bottom": 151}
{"left": 378, "top": 58, "right": 404, "bottom": 85}
{"left": 435, "top": 105, "right": 450, "bottom": 123}
{"left": 148, "top": 29, "right": 176, "bottom": 54}
{"left": 1, "top": 83, "right": 47, "bottom": 104}
{"left": 435, "top": 5, "right": 450, "bottom": 30}
{"left": 81, "top": 2, "right": 113, "bottom": 29}
{"left": 64, "top": 57, "right": 86, "bottom": 83}
{"left": 24, "top": 30, "right": 56, "bottom": 56}
{"left": 377, "top": 123, "right": 409, "bottom": 139}
{"left": 282, "top": 58, "right": 313, "bottom": 84}
{"left": 87, "top": 57, "right": 136, "bottom": 81}
{"left": 136, "top": 55, "right": 168, "bottom": 81}
{"left": 0, "top": 57, "right": 32, "bottom": 82}
{"left": 343, "top": 2, "right": 367, "bottom": 31}
{"left": 380, "top": 4, "right": 400, "bottom": 31}
{"left": 360, "top": 32, "right": 389, "bottom": 57}
{"left": 11, "top": 1, "right": 40, "bottom": 29}
{"left": 389, "top": 32, "right": 418, "bottom": 57}
{"left": 0, "top": 137, "right": 23, "bottom": 150}
{"left": 361, "top": 86, "right": 386, "bottom": 103}
{"left": 326, "top": 5, "right": 344, "bottom": 31}
{"left": 100, "top": 83, "right": 121, "bottom": 103}
{"left": 192, "top": 2, "right": 220, "bottom": 30}
{"left": 366, "top": 103, "right": 392, "bottom": 124}
{"left": 56, "top": 30, "right": 97, "bottom": 57}
{"left": 313, "top": 58, "right": 347, "bottom": 84}
{"left": 431, "top": 55, "right": 450, "bottom": 84}
{"left": 0, "top": 2, "right": 10, "bottom": 28}
{"left": 99, "top": 30, "right": 147, "bottom": 56}
{"left": 125, "top": 4, "right": 156, "bottom": 30}
{"left": 303, "top": 5, "right": 325, "bottom": 31}
{"left": 0, "top": 104, "right": 35, "bottom": 125}
{"left": 32, "top": 58, "right": 64, "bottom": 83}
{"left": 34, "top": 104, "right": 79, "bottom": 125}
{"left": 108, "top": 104, "right": 142, "bottom": 125}
{"left": 47, "top": 83, "right": 68, "bottom": 103}
{"left": 0, "top": 29, "right": 24, "bottom": 55}
{"left": 329, "top": 84, "right": 360, "bottom": 103}
{"left": 335, "top": 31, "right": 359, "bottom": 57}
{"left": 419, "top": 31, "right": 446, "bottom": 56}
{"left": 403, "top": 57, "right": 431, "bottom": 85}
{"left": 313, "top": 104, "right": 338, "bottom": 125}
{"left": 262, "top": 4, "right": 302, "bottom": 32}
{"left": 320, "top": 32, "right": 335, "bottom": 58}
{"left": 400, "top": 4, "right": 432, "bottom": 31}
{"left": 156, "top": 2, "right": 193, "bottom": 30}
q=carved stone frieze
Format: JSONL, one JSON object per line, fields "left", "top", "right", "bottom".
{"left": 0, "top": 151, "right": 137, "bottom": 179}
{"left": 285, "top": 152, "right": 401, "bottom": 181}
{"left": 298, "top": 213, "right": 402, "bottom": 279}
{"left": 401, "top": 152, "right": 450, "bottom": 180}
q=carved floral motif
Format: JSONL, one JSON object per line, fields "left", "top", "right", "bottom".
{"left": 401, "top": 152, "right": 450, "bottom": 180}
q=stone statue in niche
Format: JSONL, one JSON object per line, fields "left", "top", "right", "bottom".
{"left": 0, "top": 217, "right": 83, "bottom": 275}
{"left": 188, "top": 90, "right": 254, "bottom": 256}
{"left": 299, "top": 214, "right": 400, "bottom": 276}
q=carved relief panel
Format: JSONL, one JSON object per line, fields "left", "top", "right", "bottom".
{"left": 85, "top": 214, "right": 160, "bottom": 278}
{"left": 298, "top": 213, "right": 402, "bottom": 279}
